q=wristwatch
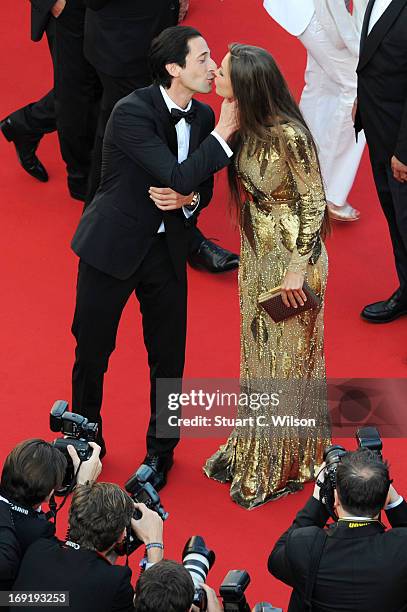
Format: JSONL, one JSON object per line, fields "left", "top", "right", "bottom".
{"left": 185, "top": 192, "right": 200, "bottom": 210}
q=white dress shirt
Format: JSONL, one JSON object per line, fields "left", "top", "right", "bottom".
{"left": 157, "top": 86, "right": 233, "bottom": 233}
{"left": 368, "top": 0, "right": 393, "bottom": 33}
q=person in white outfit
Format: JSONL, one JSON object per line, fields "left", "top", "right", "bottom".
{"left": 264, "top": 0, "right": 368, "bottom": 221}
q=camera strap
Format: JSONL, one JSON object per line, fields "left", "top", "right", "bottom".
{"left": 303, "top": 529, "right": 328, "bottom": 611}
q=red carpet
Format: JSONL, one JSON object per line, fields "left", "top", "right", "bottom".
{"left": 1, "top": 1, "right": 407, "bottom": 608}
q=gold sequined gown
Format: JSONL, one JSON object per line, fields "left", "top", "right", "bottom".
{"left": 204, "top": 123, "right": 331, "bottom": 509}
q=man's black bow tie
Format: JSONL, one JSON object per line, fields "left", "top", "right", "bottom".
{"left": 170, "top": 107, "right": 196, "bottom": 125}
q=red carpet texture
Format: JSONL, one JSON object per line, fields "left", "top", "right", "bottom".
{"left": 1, "top": 0, "right": 406, "bottom": 608}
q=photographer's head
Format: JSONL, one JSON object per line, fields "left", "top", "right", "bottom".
{"left": 68, "top": 482, "right": 133, "bottom": 554}
{"left": 335, "top": 449, "right": 391, "bottom": 518}
{"left": 134, "top": 560, "right": 194, "bottom": 612}
{"left": 1, "top": 439, "right": 67, "bottom": 507}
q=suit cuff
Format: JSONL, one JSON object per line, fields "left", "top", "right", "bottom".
{"left": 385, "top": 496, "right": 404, "bottom": 510}
{"left": 182, "top": 202, "right": 199, "bottom": 218}
{"left": 211, "top": 130, "right": 233, "bottom": 158}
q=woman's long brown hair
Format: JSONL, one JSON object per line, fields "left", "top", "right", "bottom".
{"left": 227, "top": 43, "right": 330, "bottom": 240}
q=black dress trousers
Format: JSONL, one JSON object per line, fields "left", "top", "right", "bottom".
{"left": 370, "top": 156, "right": 407, "bottom": 298}
{"left": 7, "top": 19, "right": 57, "bottom": 144}
{"left": 53, "top": 0, "right": 102, "bottom": 197}
{"left": 71, "top": 235, "right": 185, "bottom": 456}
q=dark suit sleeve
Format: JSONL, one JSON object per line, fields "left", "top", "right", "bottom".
{"left": 113, "top": 103, "right": 231, "bottom": 196}
{"left": 111, "top": 567, "right": 135, "bottom": 612}
{"left": 83, "top": 0, "right": 112, "bottom": 9}
{"left": 268, "top": 496, "right": 330, "bottom": 585}
{"left": 194, "top": 106, "right": 216, "bottom": 215}
{"left": 394, "top": 101, "right": 407, "bottom": 165}
{"left": 30, "top": 0, "right": 55, "bottom": 13}
{"left": 386, "top": 499, "right": 407, "bottom": 527}
{"left": 0, "top": 503, "right": 21, "bottom": 586}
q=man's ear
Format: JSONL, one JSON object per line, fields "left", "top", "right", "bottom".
{"left": 117, "top": 528, "right": 126, "bottom": 544}
{"left": 333, "top": 489, "right": 339, "bottom": 508}
{"left": 165, "top": 62, "right": 182, "bottom": 79}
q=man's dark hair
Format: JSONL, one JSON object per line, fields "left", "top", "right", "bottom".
{"left": 149, "top": 26, "right": 203, "bottom": 88}
{"left": 68, "top": 482, "right": 134, "bottom": 552}
{"left": 1, "top": 439, "right": 67, "bottom": 507}
{"left": 134, "top": 559, "right": 194, "bottom": 612}
{"left": 336, "top": 448, "right": 391, "bottom": 517}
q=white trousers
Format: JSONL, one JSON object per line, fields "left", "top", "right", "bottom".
{"left": 299, "top": 13, "right": 366, "bottom": 206}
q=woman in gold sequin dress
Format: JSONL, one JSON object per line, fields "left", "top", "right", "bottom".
{"left": 204, "top": 44, "right": 331, "bottom": 508}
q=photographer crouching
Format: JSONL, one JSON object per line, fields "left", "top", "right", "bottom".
{"left": 268, "top": 444, "right": 407, "bottom": 612}
{"left": 0, "top": 438, "right": 101, "bottom": 588}
{"left": 13, "top": 484, "right": 164, "bottom": 612}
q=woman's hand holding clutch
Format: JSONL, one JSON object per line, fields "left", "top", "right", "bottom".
{"left": 281, "top": 271, "right": 307, "bottom": 308}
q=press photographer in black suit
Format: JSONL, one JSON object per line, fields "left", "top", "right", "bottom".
{"left": 354, "top": 0, "right": 407, "bottom": 323}
{"left": 1, "top": 0, "right": 100, "bottom": 200}
{"left": 70, "top": 26, "right": 237, "bottom": 484}
{"left": 83, "top": 0, "right": 238, "bottom": 272}
{"left": 0, "top": 438, "right": 101, "bottom": 586}
{"left": 13, "top": 484, "right": 164, "bottom": 612}
{"left": 268, "top": 449, "right": 407, "bottom": 612}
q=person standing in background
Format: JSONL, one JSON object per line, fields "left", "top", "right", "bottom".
{"left": 1, "top": 0, "right": 101, "bottom": 201}
{"left": 264, "top": 0, "right": 368, "bottom": 221}
{"left": 355, "top": 0, "right": 407, "bottom": 324}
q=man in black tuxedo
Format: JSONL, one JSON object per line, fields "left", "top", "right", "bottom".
{"left": 71, "top": 26, "right": 236, "bottom": 486}
{"left": 1, "top": 0, "right": 100, "bottom": 200}
{"left": 13, "top": 484, "right": 163, "bottom": 612}
{"left": 269, "top": 449, "right": 407, "bottom": 612}
{"left": 83, "top": 0, "right": 238, "bottom": 273}
{"left": 355, "top": 0, "right": 407, "bottom": 322}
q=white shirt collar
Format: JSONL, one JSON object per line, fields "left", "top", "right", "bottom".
{"left": 159, "top": 86, "right": 192, "bottom": 114}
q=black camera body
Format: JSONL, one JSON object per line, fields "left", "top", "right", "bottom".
{"left": 319, "top": 426, "right": 383, "bottom": 520}
{"left": 50, "top": 400, "right": 98, "bottom": 490}
{"left": 115, "top": 464, "right": 169, "bottom": 556}
{"left": 220, "top": 570, "right": 283, "bottom": 612}
{"left": 220, "top": 570, "right": 251, "bottom": 612}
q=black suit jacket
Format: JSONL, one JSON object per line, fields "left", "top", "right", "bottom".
{"left": 269, "top": 496, "right": 407, "bottom": 612}
{"left": 30, "top": 0, "right": 55, "bottom": 42}
{"left": 13, "top": 538, "right": 134, "bottom": 612}
{"left": 355, "top": 0, "right": 407, "bottom": 164}
{"left": 0, "top": 501, "right": 20, "bottom": 591}
{"left": 72, "top": 85, "right": 230, "bottom": 280}
{"left": 83, "top": 0, "right": 179, "bottom": 77}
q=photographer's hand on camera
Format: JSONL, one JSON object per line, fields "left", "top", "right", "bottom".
{"left": 131, "top": 503, "right": 164, "bottom": 563}
{"left": 198, "top": 584, "right": 223, "bottom": 612}
{"left": 67, "top": 442, "right": 102, "bottom": 485}
{"left": 313, "top": 462, "right": 326, "bottom": 501}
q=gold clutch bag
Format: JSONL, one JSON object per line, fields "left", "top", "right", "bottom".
{"left": 258, "top": 282, "right": 321, "bottom": 323}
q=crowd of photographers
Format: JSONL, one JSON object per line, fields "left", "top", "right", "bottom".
{"left": 1, "top": 411, "right": 407, "bottom": 612}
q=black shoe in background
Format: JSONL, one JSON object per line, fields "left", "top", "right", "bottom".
{"left": 361, "top": 288, "right": 407, "bottom": 323}
{"left": 188, "top": 239, "right": 239, "bottom": 273}
{"left": 0, "top": 116, "right": 48, "bottom": 182}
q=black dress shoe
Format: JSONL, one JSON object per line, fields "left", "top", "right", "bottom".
{"left": 0, "top": 117, "right": 48, "bottom": 182}
{"left": 141, "top": 453, "right": 174, "bottom": 491}
{"left": 361, "top": 289, "right": 407, "bottom": 323}
{"left": 188, "top": 239, "right": 239, "bottom": 273}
